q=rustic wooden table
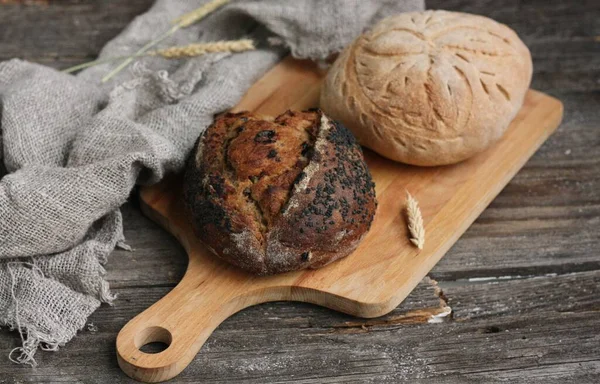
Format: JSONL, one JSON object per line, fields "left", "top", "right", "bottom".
{"left": 0, "top": 1, "right": 598, "bottom": 383}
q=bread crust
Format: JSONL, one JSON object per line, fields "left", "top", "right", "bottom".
{"left": 320, "top": 10, "right": 533, "bottom": 166}
{"left": 183, "top": 110, "right": 377, "bottom": 275}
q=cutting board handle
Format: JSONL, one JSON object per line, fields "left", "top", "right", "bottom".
{"left": 115, "top": 255, "right": 275, "bottom": 383}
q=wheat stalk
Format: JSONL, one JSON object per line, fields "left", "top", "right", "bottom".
{"left": 150, "top": 39, "right": 255, "bottom": 59}
{"left": 172, "top": 0, "right": 231, "bottom": 27}
{"left": 99, "top": 0, "right": 230, "bottom": 83}
{"left": 405, "top": 191, "right": 425, "bottom": 250}
{"left": 63, "top": 40, "right": 254, "bottom": 74}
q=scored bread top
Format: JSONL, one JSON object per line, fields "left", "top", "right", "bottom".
{"left": 320, "top": 10, "right": 533, "bottom": 166}
{"left": 184, "top": 109, "right": 377, "bottom": 275}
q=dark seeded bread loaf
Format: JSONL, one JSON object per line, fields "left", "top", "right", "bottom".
{"left": 183, "top": 109, "right": 377, "bottom": 275}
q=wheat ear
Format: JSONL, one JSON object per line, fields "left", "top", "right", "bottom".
{"left": 405, "top": 191, "right": 425, "bottom": 250}
{"left": 150, "top": 39, "right": 255, "bottom": 59}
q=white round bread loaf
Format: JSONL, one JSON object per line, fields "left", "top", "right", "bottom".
{"left": 320, "top": 10, "right": 533, "bottom": 166}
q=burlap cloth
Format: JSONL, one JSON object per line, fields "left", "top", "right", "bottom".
{"left": 0, "top": 0, "right": 423, "bottom": 365}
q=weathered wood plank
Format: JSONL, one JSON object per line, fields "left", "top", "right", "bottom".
{"left": 0, "top": 0, "right": 154, "bottom": 68}
{"left": 444, "top": 270, "right": 600, "bottom": 319}
{"left": 1, "top": 271, "right": 598, "bottom": 383}
{"left": 108, "top": 199, "right": 187, "bottom": 289}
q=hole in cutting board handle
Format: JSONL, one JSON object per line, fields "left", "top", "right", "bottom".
{"left": 134, "top": 326, "right": 172, "bottom": 355}
{"left": 139, "top": 341, "right": 169, "bottom": 354}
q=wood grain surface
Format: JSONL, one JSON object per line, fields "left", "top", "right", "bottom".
{"left": 0, "top": 0, "right": 599, "bottom": 383}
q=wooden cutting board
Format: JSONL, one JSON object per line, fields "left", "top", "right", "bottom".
{"left": 116, "top": 57, "right": 563, "bottom": 382}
